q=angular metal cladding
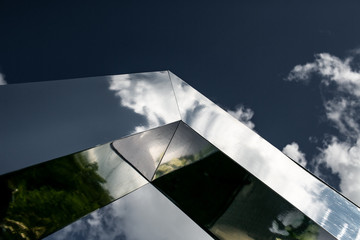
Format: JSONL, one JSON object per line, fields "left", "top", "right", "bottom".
{"left": 0, "top": 143, "right": 148, "bottom": 239}
{"left": 0, "top": 71, "right": 181, "bottom": 174}
{"left": 1, "top": 70, "right": 359, "bottom": 240}
{"left": 153, "top": 121, "right": 217, "bottom": 180}
{"left": 112, "top": 121, "right": 180, "bottom": 181}
{"left": 153, "top": 146, "right": 337, "bottom": 240}
{"left": 44, "top": 184, "right": 215, "bottom": 240}
{"left": 169, "top": 71, "right": 360, "bottom": 240}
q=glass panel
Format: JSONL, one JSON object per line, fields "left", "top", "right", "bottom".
{"left": 169, "top": 71, "right": 360, "bottom": 239}
{"left": 112, "top": 121, "right": 179, "bottom": 180}
{"left": 0, "top": 71, "right": 181, "bottom": 174}
{"left": 44, "top": 184, "right": 214, "bottom": 240}
{"left": 0, "top": 143, "right": 147, "bottom": 239}
{"left": 153, "top": 149, "right": 336, "bottom": 240}
{"left": 153, "top": 121, "right": 217, "bottom": 180}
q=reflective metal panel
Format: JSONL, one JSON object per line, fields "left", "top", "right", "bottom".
{"left": 153, "top": 121, "right": 217, "bottom": 180}
{"left": 0, "top": 143, "right": 147, "bottom": 239}
{"left": 153, "top": 149, "right": 336, "bottom": 240}
{"left": 169, "top": 72, "right": 360, "bottom": 240}
{"left": 0, "top": 71, "right": 180, "bottom": 174}
{"left": 112, "top": 121, "right": 179, "bottom": 180}
{"left": 44, "top": 184, "right": 214, "bottom": 240}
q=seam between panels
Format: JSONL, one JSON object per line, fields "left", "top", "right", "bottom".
{"left": 167, "top": 70, "right": 183, "bottom": 121}
{"left": 109, "top": 142, "right": 151, "bottom": 182}
{"left": 150, "top": 120, "right": 181, "bottom": 181}
{"left": 45, "top": 182, "right": 152, "bottom": 239}
{"left": 149, "top": 183, "right": 219, "bottom": 240}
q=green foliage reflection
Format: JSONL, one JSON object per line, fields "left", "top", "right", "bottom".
{"left": 0, "top": 152, "right": 112, "bottom": 239}
{"left": 154, "top": 145, "right": 216, "bottom": 179}
{"left": 154, "top": 151, "right": 332, "bottom": 240}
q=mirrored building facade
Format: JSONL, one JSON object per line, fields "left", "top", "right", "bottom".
{"left": 0, "top": 71, "right": 359, "bottom": 239}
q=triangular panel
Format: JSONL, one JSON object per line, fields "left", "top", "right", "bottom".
{"left": 153, "top": 121, "right": 217, "bottom": 180}
{"left": 112, "top": 121, "right": 180, "bottom": 180}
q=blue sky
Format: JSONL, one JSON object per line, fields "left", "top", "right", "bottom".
{"left": 1, "top": 1, "right": 360, "bottom": 206}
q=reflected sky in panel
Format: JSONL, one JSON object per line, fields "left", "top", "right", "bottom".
{"left": 154, "top": 121, "right": 216, "bottom": 179}
{"left": 169, "top": 72, "right": 360, "bottom": 240}
{"left": 112, "top": 121, "right": 179, "bottom": 180}
{"left": 44, "top": 184, "right": 214, "bottom": 240}
{"left": 0, "top": 71, "right": 180, "bottom": 174}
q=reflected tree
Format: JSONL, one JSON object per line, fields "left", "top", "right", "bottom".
{"left": 0, "top": 152, "right": 112, "bottom": 239}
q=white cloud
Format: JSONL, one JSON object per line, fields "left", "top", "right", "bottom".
{"left": 286, "top": 50, "right": 360, "bottom": 205}
{"left": 227, "top": 105, "right": 255, "bottom": 129}
{"left": 282, "top": 142, "right": 307, "bottom": 168}
{"left": 0, "top": 72, "right": 7, "bottom": 85}
{"left": 287, "top": 53, "right": 360, "bottom": 97}
{"left": 316, "top": 137, "right": 360, "bottom": 203}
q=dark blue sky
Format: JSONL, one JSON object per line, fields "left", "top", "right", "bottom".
{"left": 1, "top": 1, "right": 360, "bottom": 203}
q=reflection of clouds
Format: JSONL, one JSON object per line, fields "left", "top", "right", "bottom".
{"left": 45, "top": 184, "right": 212, "bottom": 240}
{"left": 278, "top": 210, "right": 304, "bottom": 228}
{"left": 286, "top": 51, "right": 360, "bottom": 205}
{"left": 109, "top": 72, "right": 180, "bottom": 133}
{"left": 337, "top": 224, "right": 348, "bottom": 240}
{"left": 269, "top": 210, "right": 305, "bottom": 236}
{"left": 320, "top": 209, "right": 331, "bottom": 227}
{"left": 356, "top": 228, "right": 360, "bottom": 240}
{"left": 170, "top": 73, "right": 360, "bottom": 239}
{"left": 82, "top": 144, "right": 147, "bottom": 199}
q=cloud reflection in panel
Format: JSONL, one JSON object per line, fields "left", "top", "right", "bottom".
{"left": 44, "top": 184, "right": 214, "bottom": 240}
{"left": 0, "top": 71, "right": 180, "bottom": 175}
{"left": 169, "top": 72, "right": 360, "bottom": 239}
{"left": 108, "top": 71, "right": 181, "bottom": 134}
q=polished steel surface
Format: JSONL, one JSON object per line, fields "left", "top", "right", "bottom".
{"left": 1, "top": 70, "right": 358, "bottom": 239}
{"left": 153, "top": 148, "right": 336, "bottom": 240}
{"left": 169, "top": 71, "right": 360, "bottom": 240}
{"left": 153, "top": 121, "right": 217, "bottom": 179}
{"left": 0, "top": 71, "right": 181, "bottom": 174}
{"left": 112, "top": 121, "right": 179, "bottom": 180}
{"left": 0, "top": 143, "right": 147, "bottom": 239}
{"left": 44, "top": 183, "right": 214, "bottom": 240}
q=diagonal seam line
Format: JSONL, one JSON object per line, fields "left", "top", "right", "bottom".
{"left": 168, "top": 70, "right": 183, "bottom": 121}
{"left": 150, "top": 120, "right": 181, "bottom": 181}
{"left": 110, "top": 142, "right": 150, "bottom": 182}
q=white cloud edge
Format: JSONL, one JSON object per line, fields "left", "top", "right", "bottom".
{"left": 286, "top": 50, "right": 360, "bottom": 204}
{"left": 282, "top": 142, "right": 307, "bottom": 168}
{"left": 0, "top": 72, "right": 7, "bottom": 85}
{"left": 227, "top": 105, "right": 255, "bottom": 129}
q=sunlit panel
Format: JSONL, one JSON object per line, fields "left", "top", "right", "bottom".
{"left": 169, "top": 71, "right": 360, "bottom": 239}
{"left": 112, "top": 121, "right": 179, "bottom": 180}
{"left": 153, "top": 121, "right": 217, "bottom": 180}
{"left": 44, "top": 184, "right": 214, "bottom": 240}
